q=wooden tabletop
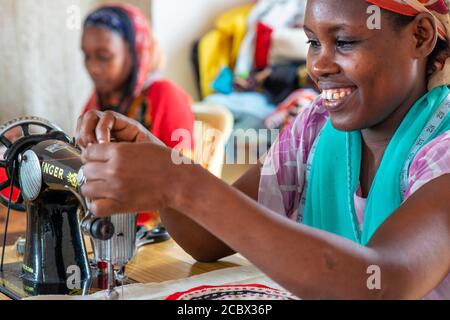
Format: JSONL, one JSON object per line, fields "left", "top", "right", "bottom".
{"left": 0, "top": 207, "right": 27, "bottom": 246}
{"left": 0, "top": 239, "right": 250, "bottom": 300}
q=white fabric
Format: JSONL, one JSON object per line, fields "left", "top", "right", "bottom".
{"left": 25, "top": 265, "right": 291, "bottom": 300}
{"left": 234, "top": 0, "right": 307, "bottom": 78}
{"left": 269, "top": 27, "right": 309, "bottom": 65}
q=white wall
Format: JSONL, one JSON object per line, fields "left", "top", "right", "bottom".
{"left": 152, "top": 0, "right": 252, "bottom": 100}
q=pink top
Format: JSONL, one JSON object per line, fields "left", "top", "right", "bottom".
{"left": 258, "top": 99, "right": 450, "bottom": 299}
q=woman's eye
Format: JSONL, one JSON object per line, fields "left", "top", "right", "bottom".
{"left": 98, "top": 54, "right": 112, "bottom": 62}
{"left": 306, "top": 39, "right": 321, "bottom": 48}
{"left": 336, "top": 40, "right": 358, "bottom": 49}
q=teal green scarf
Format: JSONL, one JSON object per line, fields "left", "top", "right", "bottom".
{"left": 303, "top": 85, "right": 450, "bottom": 245}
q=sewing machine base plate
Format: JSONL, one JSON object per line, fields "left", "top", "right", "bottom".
{"left": 0, "top": 262, "right": 135, "bottom": 300}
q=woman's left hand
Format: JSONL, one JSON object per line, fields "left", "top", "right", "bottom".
{"left": 80, "top": 141, "right": 187, "bottom": 217}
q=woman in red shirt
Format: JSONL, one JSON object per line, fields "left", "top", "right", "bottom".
{"left": 81, "top": 4, "right": 195, "bottom": 226}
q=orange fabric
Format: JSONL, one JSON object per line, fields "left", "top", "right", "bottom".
{"left": 366, "top": 0, "right": 418, "bottom": 16}
{"left": 366, "top": 0, "right": 449, "bottom": 40}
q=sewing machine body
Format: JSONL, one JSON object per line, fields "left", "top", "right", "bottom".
{"left": 0, "top": 117, "right": 137, "bottom": 300}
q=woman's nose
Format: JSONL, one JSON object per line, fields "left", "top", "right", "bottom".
{"left": 86, "top": 61, "right": 102, "bottom": 78}
{"left": 309, "top": 46, "right": 340, "bottom": 78}
{"left": 84, "top": 55, "right": 99, "bottom": 74}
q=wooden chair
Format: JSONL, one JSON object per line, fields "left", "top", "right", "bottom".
{"left": 192, "top": 103, "right": 234, "bottom": 178}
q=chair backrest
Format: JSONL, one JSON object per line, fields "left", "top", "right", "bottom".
{"left": 192, "top": 103, "right": 234, "bottom": 178}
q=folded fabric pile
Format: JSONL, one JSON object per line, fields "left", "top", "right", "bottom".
{"left": 25, "top": 265, "right": 299, "bottom": 300}
{"left": 193, "top": 0, "right": 317, "bottom": 133}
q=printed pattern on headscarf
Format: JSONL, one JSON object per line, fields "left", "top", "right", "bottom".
{"left": 83, "top": 3, "right": 153, "bottom": 114}
{"left": 84, "top": 7, "right": 129, "bottom": 39}
{"left": 367, "top": 0, "right": 449, "bottom": 39}
{"left": 366, "top": 0, "right": 450, "bottom": 89}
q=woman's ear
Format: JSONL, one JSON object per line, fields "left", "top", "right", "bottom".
{"left": 411, "top": 12, "right": 438, "bottom": 59}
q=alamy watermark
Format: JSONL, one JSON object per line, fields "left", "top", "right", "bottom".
{"left": 367, "top": 265, "right": 382, "bottom": 290}
{"left": 66, "top": 5, "right": 81, "bottom": 30}
{"left": 66, "top": 265, "right": 81, "bottom": 290}
{"left": 170, "top": 125, "right": 280, "bottom": 167}
{"left": 367, "top": 5, "right": 382, "bottom": 30}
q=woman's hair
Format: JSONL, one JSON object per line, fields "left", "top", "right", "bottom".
{"left": 383, "top": 9, "right": 450, "bottom": 76}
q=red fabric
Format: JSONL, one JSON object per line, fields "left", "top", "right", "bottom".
{"left": 366, "top": 0, "right": 449, "bottom": 39}
{"left": 114, "top": 3, "right": 153, "bottom": 101}
{"left": 366, "top": 0, "right": 418, "bottom": 16}
{"left": 254, "top": 22, "right": 273, "bottom": 70}
{"left": 147, "top": 80, "right": 195, "bottom": 150}
{"left": 165, "top": 283, "right": 297, "bottom": 300}
{"left": 0, "top": 168, "right": 20, "bottom": 202}
{"left": 367, "top": 0, "right": 449, "bottom": 15}
{"left": 83, "top": 79, "right": 195, "bottom": 150}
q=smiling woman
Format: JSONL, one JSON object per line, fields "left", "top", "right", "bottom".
{"left": 76, "top": 0, "right": 450, "bottom": 300}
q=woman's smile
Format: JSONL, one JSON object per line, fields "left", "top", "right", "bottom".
{"left": 321, "top": 86, "right": 358, "bottom": 112}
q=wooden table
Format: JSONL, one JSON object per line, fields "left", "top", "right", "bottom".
{"left": 0, "top": 239, "right": 250, "bottom": 300}
{"left": 0, "top": 207, "right": 27, "bottom": 246}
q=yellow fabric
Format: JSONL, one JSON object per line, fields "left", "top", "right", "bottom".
{"left": 199, "top": 30, "right": 231, "bottom": 97}
{"left": 215, "top": 4, "right": 254, "bottom": 68}
{"left": 199, "top": 4, "right": 254, "bottom": 97}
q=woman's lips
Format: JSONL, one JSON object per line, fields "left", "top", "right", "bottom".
{"left": 321, "top": 87, "right": 357, "bottom": 112}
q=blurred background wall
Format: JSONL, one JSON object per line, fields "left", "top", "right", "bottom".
{"left": 0, "top": 0, "right": 150, "bottom": 134}
{"left": 0, "top": 0, "right": 252, "bottom": 135}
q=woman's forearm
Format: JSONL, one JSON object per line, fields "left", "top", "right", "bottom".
{"left": 172, "top": 164, "right": 418, "bottom": 299}
{"left": 160, "top": 207, "right": 235, "bottom": 262}
{"left": 160, "top": 163, "right": 262, "bottom": 262}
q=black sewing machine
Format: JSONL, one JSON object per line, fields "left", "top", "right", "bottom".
{"left": 0, "top": 117, "right": 140, "bottom": 300}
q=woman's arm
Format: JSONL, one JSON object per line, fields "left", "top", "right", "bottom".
{"left": 170, "top": 162, "right": 450, "bottom": 299}
{"left": 78, "top": 112, "right": 450, "bottom": 299}
{"left": 160, "top": 163, "right": 262, "bottom": 262}
{"left": 75, "top": 110, "right": 263, "bottom": 262}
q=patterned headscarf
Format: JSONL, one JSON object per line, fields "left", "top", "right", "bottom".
{"left": 83, "top": 3, "right": 160, "bottom": 113}
{"left": 366, "top": 0, "right": 450, "bottom": 89}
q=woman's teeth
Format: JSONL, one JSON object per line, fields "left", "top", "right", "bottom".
{"left": 321, "top": 88, "right": 354, "bottom": 101}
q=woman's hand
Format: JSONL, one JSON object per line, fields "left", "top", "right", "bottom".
{"left": 80, "top": 142, "right": 188, "bottom": 217}
{"left": 75, "top": 110, "right": 163, "bottom": 148}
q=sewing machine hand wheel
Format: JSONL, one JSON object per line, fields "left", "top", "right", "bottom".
{"left": 0, "top": 116, "right": 69, "bottom": 211}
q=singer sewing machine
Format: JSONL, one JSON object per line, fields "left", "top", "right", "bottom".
{"left": 0, "top": 116, "right": 139, "bottom": 300}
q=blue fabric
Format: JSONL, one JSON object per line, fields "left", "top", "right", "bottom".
{"left": 84, "top": 7, "right": 130, "bottom": 40}
{"left": 303, "top": 86, "right": 450, "bottom": 245}
{"left": 205, "top": 92, "right": 276, "bottom": 120}
{"left": 211, "top": 67, "right": 234, "bottom": 95}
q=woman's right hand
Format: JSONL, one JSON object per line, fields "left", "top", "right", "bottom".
{"left": 75, "top": 110, "right": 163, "bottom": 148}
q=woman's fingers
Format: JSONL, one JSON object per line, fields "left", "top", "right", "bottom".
{"left": 89, "top": 198, "right": 123, "bottom": 217}
{"left": 80, "top": 180, "right": 113, "bottom": 200}
{"left": 95, "top": 111, "right": 117, "bottom": 144}
{"left": 81, "top": 143, "right": 114, "bottom": 163}
{"left": 76, "top": 111, "right": 101, "bottom": 147}
{"left": 80, "top": 161, "right": 108, "bottom": 181}
{"left": 79, "top": 142, "right": 176, "bottom": 216}
{"left": 76, "top": 109, "right": 155, "bottom": 145}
